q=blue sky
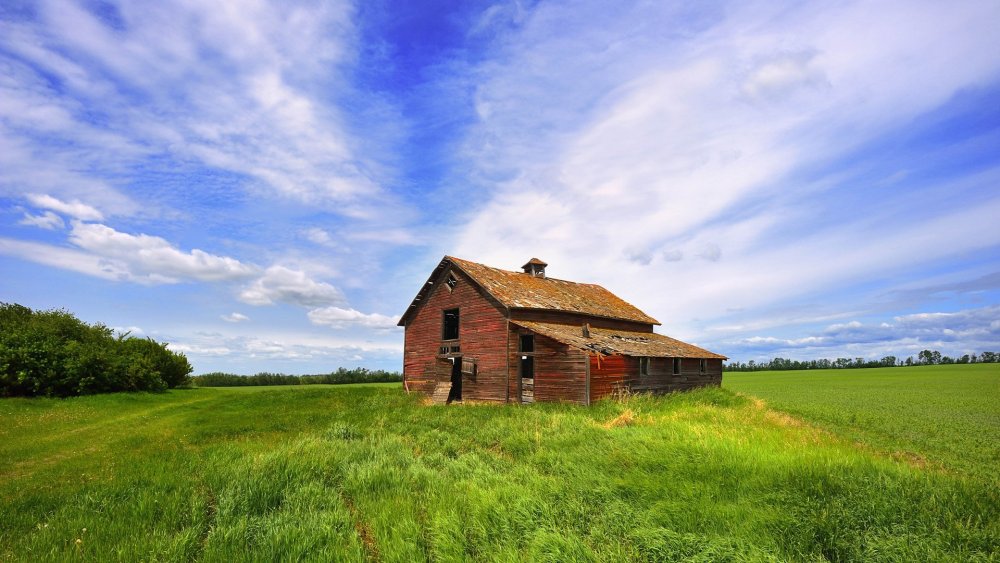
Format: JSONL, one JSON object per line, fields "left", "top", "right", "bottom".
{"left": 1, "top": 0, "right": 998, "bottom": 374}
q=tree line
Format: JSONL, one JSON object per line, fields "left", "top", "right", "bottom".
{"left": 724, "top": 350, "right": 999, "bottom": 372}
{"left": 191, "top": 367, "right": 402, "bottom": 387}
{"left": 0, "top": 303, "right": 192, "bottom": 397}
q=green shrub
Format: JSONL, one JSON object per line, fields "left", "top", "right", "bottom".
{"left": 0, "top": 302, "right": 192, "bottom": 397}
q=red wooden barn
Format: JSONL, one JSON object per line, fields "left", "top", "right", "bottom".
{"left": 398, "top": 256, "right": 727, "bottom": 404}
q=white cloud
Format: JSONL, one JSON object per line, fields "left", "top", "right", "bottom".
{"left": 164, "top": 329, "right": 402, "bottom": 369}
{"left": 18, "top": 210, "right": 65, "bottom": 230}
{"left": 696, "top": 243, "right": 722, "bottom": 262}
{"left": 0, "top": 237, "right": 134, "bottom": 281}
{"left": 729, "top": 305, "right": 1000, "bottom": 359}
{"left": 740, "top": 50, "right": 827, "bottom": 102}
{"left": 303, "top": 227, "right": 335, "bottom": 246}
{"left": 662, "top": 249, "right": 684, "bottom": 262}
{"left": 222, "top": 312, "right": 250, "bottom": 323}
{"left": 239, "top": 265, "right": 345, "bottom": 307}
{"left": 26, "top": 194, "right": 104, "bottom": 221}
{"left": 167, "top": 343, "right": 234, "bottom": 357}
{"left": 0, "top": 0, "right": 405, "bottom": 221}
{"left": 307, "top": 306, "right": 400, "bottom": 329}
{"left": 447, "top": 0, "right": 1000, "bottom": 349}
{"left": 68, "top": 222, "right": 257, "bottom": 283}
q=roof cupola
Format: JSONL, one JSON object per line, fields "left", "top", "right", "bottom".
{"left": 521, "top": 258, "right": 548, "bottom": 278}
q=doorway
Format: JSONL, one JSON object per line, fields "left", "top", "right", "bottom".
{"left": 520, "top": 334, "right": 534, "bottom": 403}
{"left": 447, "top": 358, "right": 462, "bottom": 403}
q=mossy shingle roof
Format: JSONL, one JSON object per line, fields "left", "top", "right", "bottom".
{"left": 511, "top": 320, "right": 727, "bottom": 359}
{"left": 445, "top": 256, "right": 660, "bottom": 325}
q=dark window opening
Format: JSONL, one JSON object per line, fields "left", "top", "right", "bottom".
{"left": 673, "top": 358, "right": 681, "bottom": 375}
{"left": 519, "top": 334, "right": 534, "bottom": 353}
{"left": 446, "top": 273, "right": 457, "bottom": 291}
{"left": 442, "top": 308, "right": 459, "bottom": 340}
{"left": 639, "top": 357, "right": 649, "bottom": 377}
{"left": 700, "top": 359, "right": 707, "bottom": 373}
{"left": 521, "top": 355, "right": 534, "bottom": 379}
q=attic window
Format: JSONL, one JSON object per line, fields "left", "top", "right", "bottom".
{"left": 445, "top": 273, "right": 457, "bottom": 292}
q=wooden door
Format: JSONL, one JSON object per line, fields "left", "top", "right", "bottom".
{"left": 520, "top": 354, "right": 534, "bottom": 403}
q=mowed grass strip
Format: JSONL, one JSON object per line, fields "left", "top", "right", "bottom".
{"left": 724, "top": 364, "right": 1000, "bottom": 483}
{"left": 0, "top": 382, "right": 997, "bottom": 561}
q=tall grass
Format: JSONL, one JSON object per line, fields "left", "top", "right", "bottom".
{"left": 1, "top": 380, "right": 997, "bottom": 561}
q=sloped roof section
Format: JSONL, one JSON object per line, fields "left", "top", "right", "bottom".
{"left": 447, "top": 256, "right": 659, "bottom": 325}
{"left": 512, "top": 320, "right": 728, "bottom": 359}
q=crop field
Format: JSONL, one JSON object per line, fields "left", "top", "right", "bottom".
{"left": 724, "top": 364, "right": 1000, "bottom": 483}
{"left": 2, "top": 370, "right": 998, "bottom": 561}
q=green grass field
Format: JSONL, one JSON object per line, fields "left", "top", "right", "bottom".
{"left": 1, "top": 368, "right": 998, "bottom": 561}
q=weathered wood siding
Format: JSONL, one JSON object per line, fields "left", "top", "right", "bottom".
{"left": 507, "top": 328, "right": 588, "bottom": 404}
{"left": 589, "top": 354, "right": 636, "bottom": 401}
{"left": 590, "top": 356, "right": 723, "bottom": 400}
{"left": 402, "top": 268, "right": 510, "bottom": 401}
{"left": 633, "top": 357, "right": 723, "bottom": 393}
{"left": 533, "top": 335, "right": 588, "bottom": 404}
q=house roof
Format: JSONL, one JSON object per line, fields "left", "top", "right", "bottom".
{"left": 398, "top": 256, "right": 661, "bottom": 327}
{"left": 511, "top": 320, "right": 728, "bottom": 359}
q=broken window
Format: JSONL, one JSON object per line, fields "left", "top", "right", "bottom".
{"left": 520, "top": 334, "right": 534, "bottom": 379}
{"left": 673, "top": 358, "right": 681, "bottom": 375}
{"left": 442, "top": 308, "right": 459, "bottom": 340}
{"left": 639, "top": 357, "right": 649, "bottom": 377}
{"left": 519, "top": 334, "right": 534, "bottom": 353}
{"left": 445, "top": 272, "right": 457, "bottom": 292}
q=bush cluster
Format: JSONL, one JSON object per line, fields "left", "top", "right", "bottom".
{"left": 192, "top": 367, "right": 402, "bottom": 387}
{"left": 0, "top": 303, "right": 192, "bottom": 397}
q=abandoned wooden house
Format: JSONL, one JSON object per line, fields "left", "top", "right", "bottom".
{"left": 398, "top": 256, "right": 727, "bottom": 404}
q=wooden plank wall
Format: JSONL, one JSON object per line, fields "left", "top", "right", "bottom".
{"left": 589, "top": 354, "right": 636, "bottom": 401}
{"left": 402, "top": 267, "right": 510, "bottom": 401}
{"left": 631, "top": 357, "right": 724, "bottom": 394}
{"left": 533, "top": 335, "right": 588, "bottom": 404}
{"left": 507, "top": 328, "right": 588, "bottom": 404}
{"left": 590, "top": 356, "right": 724, "bottom": 400}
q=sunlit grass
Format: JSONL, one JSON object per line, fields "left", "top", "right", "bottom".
{"left": 1, "top": 378, "right": 997, "bottom": 561}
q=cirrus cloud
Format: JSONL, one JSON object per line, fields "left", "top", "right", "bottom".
{"left": 307, "top": 306, "right": 400, "bottom": 330}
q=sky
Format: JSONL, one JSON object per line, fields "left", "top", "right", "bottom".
{"left": 1, "top": 0, "right": 998, "bottom": 374}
